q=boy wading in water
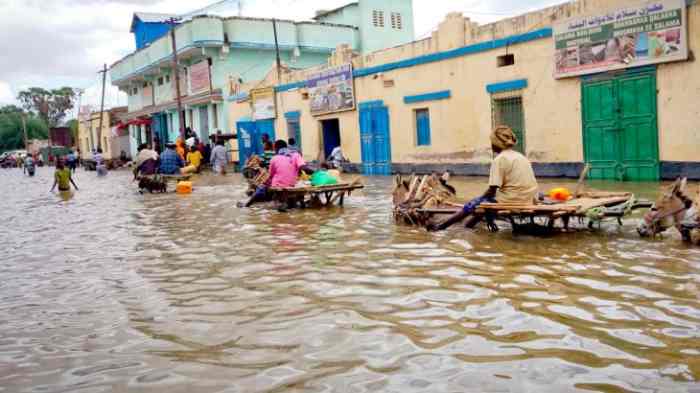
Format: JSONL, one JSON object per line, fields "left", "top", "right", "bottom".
{"left": 429, "top": 126, "right": 538, "bottom": 231}
{"left": 51, "top": 160, "right": 79, "bottom": 192}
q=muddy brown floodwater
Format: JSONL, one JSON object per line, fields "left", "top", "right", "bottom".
{"left": 1, "top": 168, "right": 699, "bottom": 393}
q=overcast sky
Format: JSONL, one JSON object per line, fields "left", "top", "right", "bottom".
{"left": 0, "top": 0, "right": 569, "bottom": 111}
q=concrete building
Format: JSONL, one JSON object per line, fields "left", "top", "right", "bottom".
{"left": 77, "top": 107, "right": 129, "bottom": 161}
{"left": 110, "top": 0, "right": 415, "bottom": 158}
{"left": 229, "top": 0, "right": 699, "bottom": 180}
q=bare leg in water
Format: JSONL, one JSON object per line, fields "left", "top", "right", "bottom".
{"left": 427, "top": 186, "right": 498, "bottom": 231}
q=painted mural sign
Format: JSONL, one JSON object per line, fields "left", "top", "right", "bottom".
{"left": 307, "top": 63, "right": 355, "bottom": 116}
{"left": 190, "top": 60, "right": 211, "bottom": 94}
{"left": 250, "top": 87, "right": 276, "bottom": 120}
{"left": 554, "top": 0, "right": 687, "bottom": 78}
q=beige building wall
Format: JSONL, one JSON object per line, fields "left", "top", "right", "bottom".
{"left": 228, "top": 0, "right": 699, "bottom": 173}
{"left": 657, "top": 3, "right": 700, "bottom": 162}
{"left": 77, "top": 111, "right": 121, "bottom": 160}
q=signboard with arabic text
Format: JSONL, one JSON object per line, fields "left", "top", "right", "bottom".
{"left": 554, "top": 0, "right": 688, "bottom": 78}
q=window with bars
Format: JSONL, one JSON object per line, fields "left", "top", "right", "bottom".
{"left": 372, "top": 10, "right": 384, "bottom": 27}
{"left": 491, "top": 92, "right": 525, "bottom": 154}
{"left": 391, "top": 12, "right": 403, "bottom": 29}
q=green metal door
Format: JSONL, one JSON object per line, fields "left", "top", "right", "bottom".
{"left": 618, "top": 73, "right": 659, "bottom": 181}
{"left": 582, "top": 79, "right": 620, "bottom": 180}
{"left": 582, "top": 71, "right": 659, "bottom": 181}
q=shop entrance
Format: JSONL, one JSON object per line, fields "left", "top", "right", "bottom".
{"left": 321, "top": 119, "right": 341, "bottom": 161}
{"left": 582, "top": 69, "right": 659, "bottom": 181}
{"left": 152, "top": 113, "right": 168, "bottom": 152}
{"left": 198, "top": 106, "right": 209, "bottom": 141}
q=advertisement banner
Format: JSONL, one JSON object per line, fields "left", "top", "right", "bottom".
{"left": 554, "top": 0, "right": 688, "bottom": 79}
{"left": 190, "top": 60, "right": 211, "bottom": 94}
{"left": 307, "top": 63, "right": 355, "bottom": 116}
{"left": 251, "top": 87, "right": 276, "bottom": 120}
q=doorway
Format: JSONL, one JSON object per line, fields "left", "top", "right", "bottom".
{"left": 582, "top": 69, "right": 659, "bottom": 181}
{"left": 198, "top": 106, "right": 209, "bottom": 141}
{"left": 321, "top": 119, "right": 341, "bottom": 160}
{"left": 153, "top": 113, "right": 168, "bottom": 152}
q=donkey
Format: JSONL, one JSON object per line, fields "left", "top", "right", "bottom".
{"left": 637, "top": 178, "right": 699, "bottom": 244}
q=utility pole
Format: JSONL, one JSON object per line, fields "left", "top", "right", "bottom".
{"left": 74, "top": 88, "right": 84, "bottom": 152}
{"left": 272, "top": 18, "right": 282, "bottom": 83}
{"left": 21, "top": 113, "right": 28, "bottom": 151}
{"left": 97, "top": 63, "right": 107, "bottom": 151}
{"left": 167, "top": 17, "right": 185, "bottom": 141}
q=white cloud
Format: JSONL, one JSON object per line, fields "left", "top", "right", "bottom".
{"left": 0, "top": 81, "right": 14, "bottom": 106}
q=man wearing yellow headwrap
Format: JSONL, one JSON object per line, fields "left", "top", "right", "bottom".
{"left": 429, "top": 125, "right": 538, "bottom": 231}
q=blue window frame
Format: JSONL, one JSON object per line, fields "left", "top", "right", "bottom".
{"left": 415, "top": 108, "right": 431, "bottom": 146}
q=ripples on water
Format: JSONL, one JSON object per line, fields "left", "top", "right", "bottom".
{"left": 0, "top": 168, "right": 699, "bottom": 392}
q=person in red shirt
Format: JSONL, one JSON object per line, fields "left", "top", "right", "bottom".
{"left": 243, "top": 140, "right": 303, "bottom": 209}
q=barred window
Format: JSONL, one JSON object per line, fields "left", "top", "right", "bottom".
{"left": 491, "top": 92, "right": 526, "bottom": 154}
{"left": 372, "top": 10, "right": 384, "bottom": 27}
{"left": 391, "top": 12, "right": 402, "bottom": 29}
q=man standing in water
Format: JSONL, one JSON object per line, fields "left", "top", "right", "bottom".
{"left": 429, "top": 126, "right": 538, "bottom": 231}
{"left": 210, "top": 139, "right": 229, "bottom": 175}
{"left": 50, "top": 160, "right": 79, "bottom": 192}
{"left": 24, "top": 154, "right": 36, "bottom": 177}
{"left": 94, "top": 148, "right": 108, "bottom": 176}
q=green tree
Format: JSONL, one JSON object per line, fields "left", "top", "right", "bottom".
{"left": 0, "top": 107, "right": 48, "bottom": 153}
{"left": 17, "top": 87, "right": 76, "bottom": 127}
{"left": 67, "top": 118, "right": 79, "bottom": 146}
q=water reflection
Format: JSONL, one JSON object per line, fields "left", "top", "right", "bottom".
{"left": 0, "top": 168, "right": 698, "bottom": 392}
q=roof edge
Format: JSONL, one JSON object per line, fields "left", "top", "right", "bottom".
{"left": 313, "top": 2, "right": 359, "bottom": 20}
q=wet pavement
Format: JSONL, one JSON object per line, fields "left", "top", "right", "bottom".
{"left": 1, "top": 167, "right": 699, "bottom": 392}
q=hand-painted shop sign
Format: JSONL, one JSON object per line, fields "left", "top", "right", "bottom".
{"left": 307, "top": 63, "right": 356, "bottom": 116}
{"left": 553, "top": 0, "right": 688, "bottom": 78}
{"left": 190, "top": 60, "right": 211, "bottom": 94}
{"left": 250, "top": 87, "right": 276, "bottom": 120}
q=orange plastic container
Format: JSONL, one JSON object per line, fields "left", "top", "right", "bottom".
{"left": 548, "top": 187, "right": 572, "bottom": 201}
{"left": 176, "top": 181, "right": 193, "bottom": 194}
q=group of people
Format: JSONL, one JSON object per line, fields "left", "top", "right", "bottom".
{"left": 134, "top": 129, "right": 229, "bottom": 178}
{"left": 42, "top": 122, "right": 537, "bottom": 234}
{"left": 242, "top": 135, "right": 346, "bottom": 211}
{"left": 243, "top": 138, "right": 310, "bottom": 210}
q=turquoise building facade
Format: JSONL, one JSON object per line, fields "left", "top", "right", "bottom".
{"left": 314, "top": 0, "right": 415, "bottom": 54}
{"left": 110, "top": 0, "right": 414, "bottom": 157}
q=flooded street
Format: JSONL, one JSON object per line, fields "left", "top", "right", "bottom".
{"left": 1, "top": 168, "right": 699, "bottom": 393}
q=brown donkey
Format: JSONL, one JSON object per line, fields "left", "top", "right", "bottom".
{"left": 637, "top": 178, "right": 699, "bottom": 244}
